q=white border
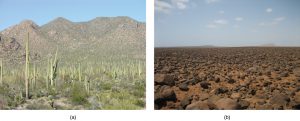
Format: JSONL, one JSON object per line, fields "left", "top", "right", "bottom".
{"left": 0, "top": 0, "right": 299, "bottom": 121}
{"left": 146, "top": 0, "right": 154, "bottom": 111}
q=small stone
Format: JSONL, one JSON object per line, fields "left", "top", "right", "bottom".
{"left": 154, "top": 74, "right": 175, "bottom": 86}
{"left": 270, "top": 93, "right": 290, "bottom": 106}
{"left": 200, "top": 82, "right": 211, "bottom": 89}
{"left": 178, "top": 83, "right": 189, "bottom": 91}
{"left": 215, "top": 87, "right": 228, "bottom": 94}
{"left": 230, "top": 93, "right": 241, "bottom": 99}
{"left": 280, "top": 72, "right": 289, "bottom": 77}
{"left": 239, "top": 100, "right": 250, "bottom": 109}
{"left": 215, "top": 98, "right": 240, "bottom": 110}
{"left": 186, "top": 101, "right": 210, "bottom": 110}
{"left": 155, "top": 86, "right": 177, "bottom": 104}
{"left": 294, "top": 92, "right": 300, "bottom": 103}
{"left": 180, "top": 96, "right": 192, "bottom": 109}
{"left": 199, "top": 93, "right": 210, "bottom": 101}
{"left": 228, "top": 78, "right": 236, "bottom": 84}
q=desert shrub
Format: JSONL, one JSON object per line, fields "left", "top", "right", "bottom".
{"left": 70, "top": 83, "right": 88, "bottom": 105}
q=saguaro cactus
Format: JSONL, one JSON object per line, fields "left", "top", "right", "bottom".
{"left": 25, "top": 32, "right": 30, "bottom": 99}
{"left": 50, "top": 47, "right": 58, "bottom": 86}
{"left": 78, "top": 63, "right": 81, "bottom": 82}
{"left": 0, "top": 59, "right": 3, "bottom": 86}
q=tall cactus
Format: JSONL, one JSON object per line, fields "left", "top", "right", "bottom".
{"left": 78, "top": 63, "right": 81, "bottom": 82}
{"left": 25, "top": 32, "right": 30, "bottom": 99}
{"left": 46, "top": 56, "right": 50, "bottom": 89}
{"left": 0, "top": 59, "right": 3, "bottom": 86}
{"left": 33, "top": 62, "right": 36, "bottom": 89}
{"left": 50, "top": 47, "right": 58, "bottom": 86}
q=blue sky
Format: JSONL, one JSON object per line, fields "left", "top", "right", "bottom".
{"left": 0, "top": 0, "right": 145, "bottom": 31}
{"left": 155, "top": 0, "right": 300, "bottom": 47}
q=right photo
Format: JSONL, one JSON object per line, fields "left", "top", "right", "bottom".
{"left": 154, "top": 0, "right": 300, "bottom": 110}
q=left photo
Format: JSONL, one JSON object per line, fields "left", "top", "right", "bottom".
{"left": 0, "top": 0, "right": 145, "bottom": 110}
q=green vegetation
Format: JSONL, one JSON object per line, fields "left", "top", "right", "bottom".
{"left": 0, "top": 33, "right": 146, "bottom": 110}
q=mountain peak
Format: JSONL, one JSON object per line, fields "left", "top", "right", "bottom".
{"left": 90, "top": 16, "right": 136, "bottom": 22}
{"left": 19, "top": 20, "right": 39, "bottom": 29}
{"left": 50, "top": 17, "right": 72, "bottom": 24}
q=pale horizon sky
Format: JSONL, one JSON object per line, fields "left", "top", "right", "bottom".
{"left": 0, "top": 0, "right": 145, "bottom": 31}
{"left": 155, "top": 0, "right": 300, "bottom": 47}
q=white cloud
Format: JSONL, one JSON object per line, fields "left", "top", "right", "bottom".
{"left": 266, "top": 8, "right": 272, "bottom": 13}
{"left": 219, "top": 10, "right": 224, "bottom": 14}
{"left": 235, "top": 17, "right": 243, "bottom": 21}
{"left": 259, "top": 16, "right": 286, "bottom": 26}
{"left": 274, "top": 17, "right": 285, "bottom": 22}
{"left": 155, "top": 0, "right": 173, "bottom": 13}
{"left": 172, "top": 0, "right": 189, "bottom": 10}
{"left": 206, "top": 0, "right": 219, "bottom": 4}
{"left": 155, "top": 0, "right": 190, "bottom": 13}
{"left": 206, "top": 19, "right": 228, "bottom": 29}
{"left": 214, "top": 19, "right": 228, "bottom": 24}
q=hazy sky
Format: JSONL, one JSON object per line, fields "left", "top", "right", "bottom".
{"left": 155, "top": 0, "right": 300, "bottom": 47}
{"left": 0, "top": 0, "right": 145, "bottom": 31}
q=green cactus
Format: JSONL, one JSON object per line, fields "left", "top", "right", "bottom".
{"left": 0, "top": 59, "right": 3, "bottom": 86}
{"left": 25, "top": 32, "right": 30, "bottom": 99}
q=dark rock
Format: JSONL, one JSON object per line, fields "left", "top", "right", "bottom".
{"left": 263, "top": 81, "right": 271, "bottom": 87}
{"left": 200, "top": 82, "right": 211, "bottom": 89}
{"left": 180, "top": 96, "right": 192, "bottom": 109}
{"left": 214, "top": 77, "right": 220, "bottom": 83}
{"left": 155, "top": 86, "right": 177, "bottom": 104}
{"left": 250, "top": 89, "right": 256, "bottom": 95}
{"left": 239, "top": 100, "right": 250, "bottom": 109}
{"left": 154, "top": 74, "right": 175, "bottom": 86}
{"left": 215, "top": 87, "right": 228, "bottom": 94}
{"left": 270, "top": 93, "right": 290, "bottom": 106}
{"left": 227, "top": 78, "right": 236, "bottom": 84}
{"left": 178, "top": 83, "right": 189, "bottom": 91}
{"left": 280, "top": 72, "right": 289, "bottom": 77}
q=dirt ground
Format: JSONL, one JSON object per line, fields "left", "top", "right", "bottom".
{"left": 154, "top": 47, "right": 300, "bottom": 110}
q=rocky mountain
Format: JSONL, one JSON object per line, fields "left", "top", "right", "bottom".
{"left": 0, "top": 16, "right": 145, "bottom": 63}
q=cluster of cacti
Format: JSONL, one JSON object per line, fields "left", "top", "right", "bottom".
{"left": 47, "top": 47, "right": 58, "bottom": 87}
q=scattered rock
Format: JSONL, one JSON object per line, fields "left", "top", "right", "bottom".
{"left": 180, "top": 96, "right": 192, "bottom": 108}
{"left": 199, "top": 93, "right": 210, "bottom": 101}
{"left": 155, "top": 86, "right": 177, "bottom": 103}
{"left": 215, "top": 87, "right": 228, "bottom": 94}
{"left": 215, "top": 98, "right": 240, "bottom": 110}
{"left": 154, "top": 74, "right": 175, "bottom": 86}
{"left": 270, "top": 93, "right": 290, "bottom": 106}
{"left": 239, "top": 100, "right": 250, "bottom": 109}
{"left": 186, "top": 101, "right": 210, "bottom": 110}
{"left": 200, "top": 82, "right": 211, "bottom": 89}
{"left": 230, "top": 93, "right": 241, "bottom": 99}
{"left": 178, "top": 83, "right": 189, "bottom": 91}
{"left": 227, "top": 78, "right": 236, "bottom": 84}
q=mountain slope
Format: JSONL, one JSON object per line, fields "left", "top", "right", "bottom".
{"left": 0, "top": 17, "right": 145, "bottom": 63}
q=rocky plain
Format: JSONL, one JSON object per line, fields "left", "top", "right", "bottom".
{"left": 154, "top": 47, "right": 300, "bottom": 110}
